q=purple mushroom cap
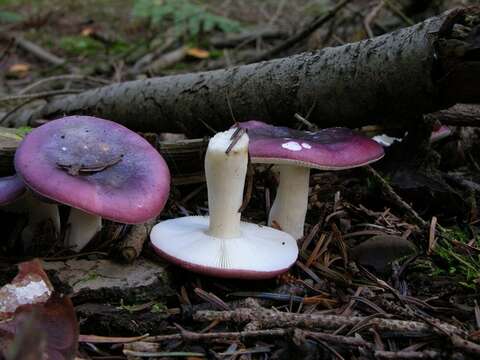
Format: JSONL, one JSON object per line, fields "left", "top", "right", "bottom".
{"left": 238, "top": 121, "right": 384, "bottom": 169}
{"left": 0, "top": 175, "right": 26, "bottom": 205}
{"left": 430, "top": 125, "right": 452, "bottom": 143}
{"left": 15, "top": 116, "right": 170, "bottom": 224}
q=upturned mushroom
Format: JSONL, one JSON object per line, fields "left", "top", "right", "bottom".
{"left": 15, "top": 116, "right": 171, "bottom": 251}
{"left": 237, "top": 121, "right": 385, "bottom": 239}
{"left": 150, "top": 128, "right": 298, "bottom": 279}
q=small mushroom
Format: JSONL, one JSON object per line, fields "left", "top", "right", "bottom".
{"left": 238, "top": 121, "right": 385, "bottom": 239}
{"left": 150, "top": 129, "right": 298, "bottom": 279}
{"left": 15, "top": 116, "right": 171, "bottom": 251}
{"left": 0, "top": 175, "right": 60, "bottom": 248}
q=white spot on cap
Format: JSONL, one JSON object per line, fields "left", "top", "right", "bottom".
{"left": 282, "top": 141, "right": 302, "bottom": 151}
{"left": 61, "top": 147, "right": 67, "bottom": 151}
{"left": 301, "top": 143, "right": 312, "bottom": 149}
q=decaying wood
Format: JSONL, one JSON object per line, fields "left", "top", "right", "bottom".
{"left": 42, "top": 258, "right": 172, "bottom": 304}
{"left": 156, "top": 137, "right": 208, "bottom": 185}
{"left": 19, "top": 7, "right": 480, "bottom": 137}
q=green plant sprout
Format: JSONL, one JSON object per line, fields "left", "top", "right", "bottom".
{"left": 132, "top": 0, "right": 242, "bottom": 39}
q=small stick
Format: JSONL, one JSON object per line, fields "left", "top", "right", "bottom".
{"left": 363, "top": 165, "right": 428, "bottom": 228}
{"left": 225, "top": 127, "right": 246, "bottom": 154}
{"left": 427, "top": 217, "right": 437, "bottom": 255}
{"left": 116, "top": 219, "right": 156, "bottom": 263}
{"left": 7, "top": 33, "right": 66, "bottom": 66}
{"left": 193, "top": 307, "right": 464, "bottom": 337}
{"left": 246, "top": 0, "right": 351, "bottom": 63}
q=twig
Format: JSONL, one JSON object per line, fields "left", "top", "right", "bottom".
{"left": 427, "top": 217, "right": 437, "bottom": 256}
{"left": 18, "top": 75, "right": 110, "bottom": 95}
{"left": 193, "top": 307, "right": 464, "bottom": 337}
{"left": 3, "top": 33, "right": 66, "bottom": 66}
{"left": 374, "top": 350, "right": 441, "bottom": 359}
{"left": 364, "top": 1, "right": 385, "bottom": 38}
{"left": 363, "top": 165, "right": 428, "bottom": 228}
{"left": 294, "top": 113, "right": 318, "bottom": 131}
{"left": 144, "top": 328, "right": 290, "bottom": 343}
{"left": 0, "top": 90, "right": 81, "bottom": 105}
{"left": 0, "top": 97, "right": 39, "bottom": 124}
{"left": 116, "top": 219, "right": 156, "bottom": 263}
{"left": 383, "top": 0, "right": 415, "bottom": 26}
{"left": 245, "top": 0, "right": 351, "bottom": 63}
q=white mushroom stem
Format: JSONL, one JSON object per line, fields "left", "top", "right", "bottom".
{"left": 268, "top": 165, "right": 310, "bottom": 239}
{"left": 65, "top": 208, "right": 102, "bottom": 252}
{"left": 20, "top": 192, "right": 61, "bottom": 248}
{"left": 205, "top": 129, "right": 249, "bottom": 238}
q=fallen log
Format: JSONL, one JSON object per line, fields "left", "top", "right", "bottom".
{"left": 427, "top": 104, "right": 480, "bottom": 127}
{"left": 21, "top": 7, "right": 480, "bottom": 136}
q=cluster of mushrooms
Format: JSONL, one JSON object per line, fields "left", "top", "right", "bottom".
{"left": 2, "top": 115, "right": 390, "bottom": 279}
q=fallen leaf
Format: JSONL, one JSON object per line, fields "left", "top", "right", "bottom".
{"left": 0, "top": 259, "right": 53, "bottom": 320}
{"left": 80, "top": 27, "right": 95, "bottom": 37}
{"left": 0, "top": 295, "right": 78, "bottom": 360}
{"left": 0, "top": 260, "right": 79, "bottom": 360}
{"left": 7, "top": 63, "right": 30, "bottom": 78}
{"left": 186, "top": 47, "right": 210, "bottom": 59}
{"left": 349, "top": 235, "right": 417, "bottom": 274}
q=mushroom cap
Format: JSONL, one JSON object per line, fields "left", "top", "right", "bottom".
{"left": 430, "top": 125, "right": 452, "bottom": 143}
{"left": 15, "top": 116, "right": 170, "bottom": 223}
{"left": 150, "top": 216, "right": 298, "bottom": 279}
{"left": 0, "top": 175, "right": 25, "bottom": 205}
{"left": 238, "top": 121, "right": 384, "bottom": 169}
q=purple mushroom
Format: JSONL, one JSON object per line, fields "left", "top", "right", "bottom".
{"left": 238, "top": 121, "right": 385, "bottom": 239}
{"left": 430, "top": 125, "right": 452, "bottom": 143}
{"left": 150, "top": 129, "right": 298, "bottom": 279}
{"left": 15, "top": 116, "right": 171, "bottom": 251}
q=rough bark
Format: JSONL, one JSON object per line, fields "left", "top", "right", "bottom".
{"left": 26, "top": 7, "right": 480, "bottom": 137}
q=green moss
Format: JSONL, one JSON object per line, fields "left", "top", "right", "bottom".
{"left": 432, "top": 227, "right": 480, "bottom": 289}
